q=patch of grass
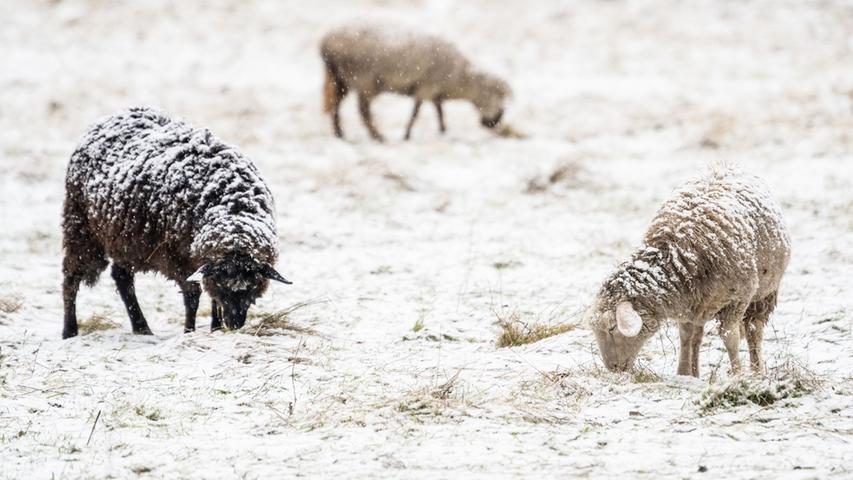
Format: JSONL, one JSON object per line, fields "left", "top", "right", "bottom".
{"left": 425, "top": 333, "right": 458, "bottom": 342}
{"left": 0, "top": 295, "right": 23, "bottom": 314}
{"left": 630, "top": 365, "right": 662, "bottom": 384}
{"left": 411, "top": 318, "right": 425, "bottom": 333}
{"left": 493, "top": 260, "right": 522, "bottom": 270}
{"left": 370, "top": 265, "right": 392, "bottom": 275}
{"left": 495, "top": 312, "right": 576, "bottom": 347}
{"left": 134, "top": 405, "right": 162, "bottom": 422}
{"left": 78, "top": 312, "right": 119, "bottom": 334}
{"left": 243, "top": 299, "right": 325, "bottom": 337}
{"left": 697, "top": 357, "right": 822, "bottom": 414}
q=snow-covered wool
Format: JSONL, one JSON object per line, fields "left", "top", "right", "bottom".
{"left": 61, "top": 107, "right": 290, "bottom": 339}
{"left": 320, "top": 21, "right": 512, "bottom": 141}
{"left": 589, "top": 166, "right": 791, "bottom": 376}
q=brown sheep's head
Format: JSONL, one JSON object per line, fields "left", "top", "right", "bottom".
{"left": 589, "top": 299, "right": 653, "bottom": 372}
{"left": 188, "top": 253, "right": 291, "bottom": 330}
{"left": 471, "top": 72, "right": 512, "bottom": 129}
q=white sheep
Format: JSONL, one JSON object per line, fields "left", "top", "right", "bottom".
{"left": 589, "top": 166, "right": 791, "bottom": 376}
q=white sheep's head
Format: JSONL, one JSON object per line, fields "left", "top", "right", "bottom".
{"left": 187, "top": 253, "right": 291, "bottom": 330}
{"left": 589, "top": 299, "right": 652, "bottom": 372}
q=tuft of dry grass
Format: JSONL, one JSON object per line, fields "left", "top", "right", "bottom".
{"left": 396, "top": 371, "right": 468, "bottom": 417}
{"left": 78, "top": 312, "right": 120, "bottom": 334}
{"left": 697, "top": 356, "right": 822, "bottom": 414}
{"left": 494, "top": 122, "right": 528, "bottom": 139}
{"left": 243, "top": 299, "right": 325, "bottom": 337}
{"left": 0, "top": 295, "right": 23, "bottom": 314}
{"left": 525, "top": 159, "right": 592, "bottom": 193}
{"left": 495, "top": 312, "right": 576, "bottom": 347}
{"left": 697, "top": 114, "right": 736, "bottom": 150}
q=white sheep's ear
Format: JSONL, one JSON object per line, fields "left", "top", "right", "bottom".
{"left": 186, "top": 265, "right": 209, "bottom": 283}
{"left": 615, "top": 302, "right": 643, "bottom": 337}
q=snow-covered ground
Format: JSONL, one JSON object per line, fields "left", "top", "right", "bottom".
{"left": 1, "top": 0, "right": 852, "bottom": 477}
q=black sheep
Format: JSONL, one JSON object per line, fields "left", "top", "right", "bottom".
{"left": 62, "top": 107, "right": 290, "bottom": 339}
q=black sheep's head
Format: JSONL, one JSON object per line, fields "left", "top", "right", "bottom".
{"left": 187, "top": 253, "right": 291, "bottom": 330}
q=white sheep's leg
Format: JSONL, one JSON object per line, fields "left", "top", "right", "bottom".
{"left": 745, "top": 320, "right": 766, "bottom": 374}
{"left": 690, "top": 324, "right": 705, "bottom": 377}
{"left": 403, "top": 99, "right": 422, "bottom": 141}
{"left": 744, "top": 292, "right": 776, "bottom": 374}
{"left": 357, "top": 94, "right": 384, "bottom": 142}
{"left": 718, "top": 303, "right": 748, "bottom": 375}
{"left": 676, "top": 323, "right": 695, "bottom": 376}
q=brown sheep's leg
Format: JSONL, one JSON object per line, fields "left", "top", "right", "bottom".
{"left": 111, "top": 265, "right": 153, "bottom": 335}
{"left": 357, "top": 94, "right": 384, "bottom": 142}
{"left": 332, "top": 102, "right": 344, "bottom": 139}
{"left": 434, "top": 99, "right": 446, "bottom": 134}
{"left": 403, "top": 99, "right": 422, "bottom": 141}
{"left": 324, "top": 64, "right": 347, "bottom": 138}
{"left": 690, "top": 324, "right": 705, "bottom": 377}
{"left": 718, "top": 303, "right": 748, "bottom": 375}
{"left": 676, "top": 323, "right": 694, "bottom": 376}
{"left": 210, "top": 299, "right": 223, "bottom": 332}
{"left": 331, "top": 83, "right": 347, "bottom": 139}
{"left": 180, "top": 282, "right": 201, "bottom": 333}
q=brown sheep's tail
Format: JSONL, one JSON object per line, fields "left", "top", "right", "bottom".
{"left": 322, "top": 57, "right": 347, "bottom": 114}
{"left": 323, "top": 66, "right": 335, "bottom": 113}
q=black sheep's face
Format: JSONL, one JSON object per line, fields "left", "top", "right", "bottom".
{"left": 188, "top": 254, "right": 291, "bottom": 330}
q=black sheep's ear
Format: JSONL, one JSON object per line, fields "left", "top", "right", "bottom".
{"left": 186, "top": 264, "right": 210, "bottom": 283}
{"left": 262, "top": 264, "right": 292, "bottom": 285}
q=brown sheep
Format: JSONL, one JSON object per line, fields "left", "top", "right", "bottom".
{"left": 320, "top": 22, "right": 512, "bottom": 141}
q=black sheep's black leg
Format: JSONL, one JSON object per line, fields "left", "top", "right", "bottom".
{"left": 434, "top": 99, "right": 446, "bottom": 134}
{"left": 62, "top": 275, "right": 81, "bottom": 339}
{"left": 180, "top": 282, "right": 201, "bottom": 333}
{"left": 404, "top": 99, "right": 422, "bottom": 140}
{"left": 210, "top": 299, "right": 223, "bottom": 332}
{"left": 111, "top": 264, "right": 153, "bottom": 335}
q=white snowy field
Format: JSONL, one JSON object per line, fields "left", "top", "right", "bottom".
{"left": 1, "top": 0, "right": 852, "bottom": 477}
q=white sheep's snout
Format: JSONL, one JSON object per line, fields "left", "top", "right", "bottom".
{"left": 616, "top": 302, "right": 643, "bottom": 337}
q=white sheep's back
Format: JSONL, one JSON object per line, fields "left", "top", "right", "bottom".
{"left": 645, "top": 166, "right": 791, "bottom": 299}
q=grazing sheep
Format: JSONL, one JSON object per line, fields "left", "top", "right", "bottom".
{"left": 589, "top": 167, "right": 791, "bottom": 376}
{"left": 62, "top": 107, "right": 291, "bottom": 339}
{"left": 320, "top": 22, "right": 512, "bottom": 141}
